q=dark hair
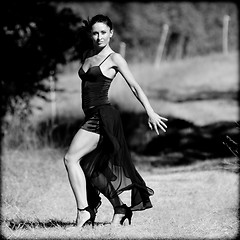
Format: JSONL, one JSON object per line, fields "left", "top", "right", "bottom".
{"left": 89, "top": 14, "right": 113, "bottom": 30}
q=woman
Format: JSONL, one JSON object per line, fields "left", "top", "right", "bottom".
{"left": 64, "top": 14, "right": 167, "bottom": 228}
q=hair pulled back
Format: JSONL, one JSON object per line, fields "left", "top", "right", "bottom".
{"left": 89, "top": 14, "right": 113, "bottom": 30}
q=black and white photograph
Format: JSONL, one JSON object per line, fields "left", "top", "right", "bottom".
{"left": 1, "top": 0, "right": 239, "bottom": 239}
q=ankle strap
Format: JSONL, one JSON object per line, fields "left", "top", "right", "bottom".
{"left": 114, "top": 204, "right": 127, "bottom": 214}
{"left": 78, "top": 206, "right": 90, "bottom": 211}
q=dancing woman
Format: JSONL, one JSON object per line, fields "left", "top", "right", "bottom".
{"left": 64, "top": 14, "right": 167, "bottom": 227}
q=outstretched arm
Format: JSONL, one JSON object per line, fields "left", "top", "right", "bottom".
{"left": 112, "top": 53, "right": 168, "bottom": 134}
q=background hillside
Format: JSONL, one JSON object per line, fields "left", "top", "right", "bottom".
{"left": 2, "top": 1, "right": 238, "bottom": 122}
{"left": 57, "top": 1, "right": 238, "bottom": 61}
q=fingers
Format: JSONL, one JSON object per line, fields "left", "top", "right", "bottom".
{"left": 149, "top": 121, "right": 166, "bottom": 134}
{"left": 157, "top": 121, "right": 167, "bottom": 133}
{"left": 148, "top": 121, "right": 153, "bottom": 130}
{"left": 148, "top": 111, "right": 168, "bottom": 134}
{"left": 160, "top": 116, "right": 168, "bottom": 122}
{"left": 159, "top": 120, "right": 167, "bottom": 129}
{"left": 148, "top": 117, "right": 168, "bottom": 134}
{"left": 154, "top": 125, "right": 159, "bottom": 135}
{"left": 155, "top": 117, "right": 167, "bottom": 133}
{"left": 148, "top": 121, "right": 159, "bottom": 134}
{"left": 159, "top": 116, "right": 168, "bottom": 128}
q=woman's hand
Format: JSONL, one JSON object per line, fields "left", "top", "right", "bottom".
{"left": 148, "top": 111, "right": 168, "bottom": 135}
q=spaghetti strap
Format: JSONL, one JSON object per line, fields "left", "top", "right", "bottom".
{"left": 99, "top": 53, "right": 113, "bottom": 66}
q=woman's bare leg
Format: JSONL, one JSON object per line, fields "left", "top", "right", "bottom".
{"left": 64, "top": 129, "right": 100, "bottom": 226}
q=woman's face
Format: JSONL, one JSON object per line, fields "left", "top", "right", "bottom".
{"left": 91, "top": 22, "right": 113, "bottom": 48}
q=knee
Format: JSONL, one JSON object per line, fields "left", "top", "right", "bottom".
{"left": 63, "top": 152, "right": 79, "bottom": 167}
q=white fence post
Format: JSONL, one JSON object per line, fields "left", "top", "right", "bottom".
{"left": 223, "top": 15, "right": 230, "bottom": 55}
{"left": 119, "top": 42, "right": 126, "bottom": 58}
{"left": 154, "top": 24, "right": 169, "bottom": 68}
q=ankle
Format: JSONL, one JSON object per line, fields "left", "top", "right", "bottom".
{"left": 78, "top": 206, "right": 88, "bottom": 211}
{"left": 114, "top": 204, "right": 127, "bottom": 214}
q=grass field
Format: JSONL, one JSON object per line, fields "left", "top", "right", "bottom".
{"left": 1, "top": 148, "right": 239, "bottom": 239}
{"left": 1, "top": 52, "right": 239, "bottom": 239}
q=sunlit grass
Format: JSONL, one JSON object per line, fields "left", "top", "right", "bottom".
{"left": 1, "top": 148, "right": 239, "bottom": 239}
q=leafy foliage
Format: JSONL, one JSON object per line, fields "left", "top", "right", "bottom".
{"left": 1, "top": 0, "right": 82, "bottom": 119}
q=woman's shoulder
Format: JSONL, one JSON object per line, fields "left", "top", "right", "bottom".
{"left": 111, "top": 52, "right": 123, "bottom": 59}
{"left": 110, "top": 52, "right": 126, "bottom": 65}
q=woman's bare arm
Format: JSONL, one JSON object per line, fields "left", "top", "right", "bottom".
{"left": 112, "top": 53, "right": 167, "bottom": 134}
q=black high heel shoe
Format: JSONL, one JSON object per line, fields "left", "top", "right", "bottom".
{"left": 112, "top": 204, "right": 133, "bottom": 225}
{"left": 77, "top": 206, "right": 96, "bottom": 227}
{"left": 120, "top": 205, "right": 133, "bottom": 225}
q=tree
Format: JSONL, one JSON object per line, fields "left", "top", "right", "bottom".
{"left": 1, "top": 0, "right": 82, "bottom": 121}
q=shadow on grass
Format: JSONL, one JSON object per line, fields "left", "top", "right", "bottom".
{"left": 150, "top": 89, "right": 238, "bottom": 102}
{"left": 36, "top": 107, "right": 239, "bottom": 168}
{"left": 5, "top": 218, "right": 110, "bottom": 230}
{"left": 120, "top": 111, "right": 239, "bottom": 167}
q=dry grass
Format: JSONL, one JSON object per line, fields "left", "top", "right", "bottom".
{"left": 1, "top": 148, "right": 239, "bottom": 239}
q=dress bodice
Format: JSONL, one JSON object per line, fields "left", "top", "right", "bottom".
{"left": 78, "top": 54, "right": 114, "bottom": 112}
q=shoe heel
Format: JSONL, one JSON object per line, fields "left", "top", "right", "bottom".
{"left": 112, "top": 204, "right": 133, "bottom": 226}
{"left": 128, "top": 216, "right": 132, "bottom": 225}
{"left": 77, "top": 206, "right": 96, "bottom": 228}
{"left": 91, "top": 217, "right": 95, "bottom": 227}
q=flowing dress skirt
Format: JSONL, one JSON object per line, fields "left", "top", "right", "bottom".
{"left": 80, "top": 104, "right": 154, "bottom": 213}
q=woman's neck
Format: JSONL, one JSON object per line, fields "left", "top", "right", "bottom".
{"left": 93, "top": 45, "right": 112, "bottom": 56}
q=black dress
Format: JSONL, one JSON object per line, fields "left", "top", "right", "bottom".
{"left": 78, "top": 53, "right": 154, "bottom": 213}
